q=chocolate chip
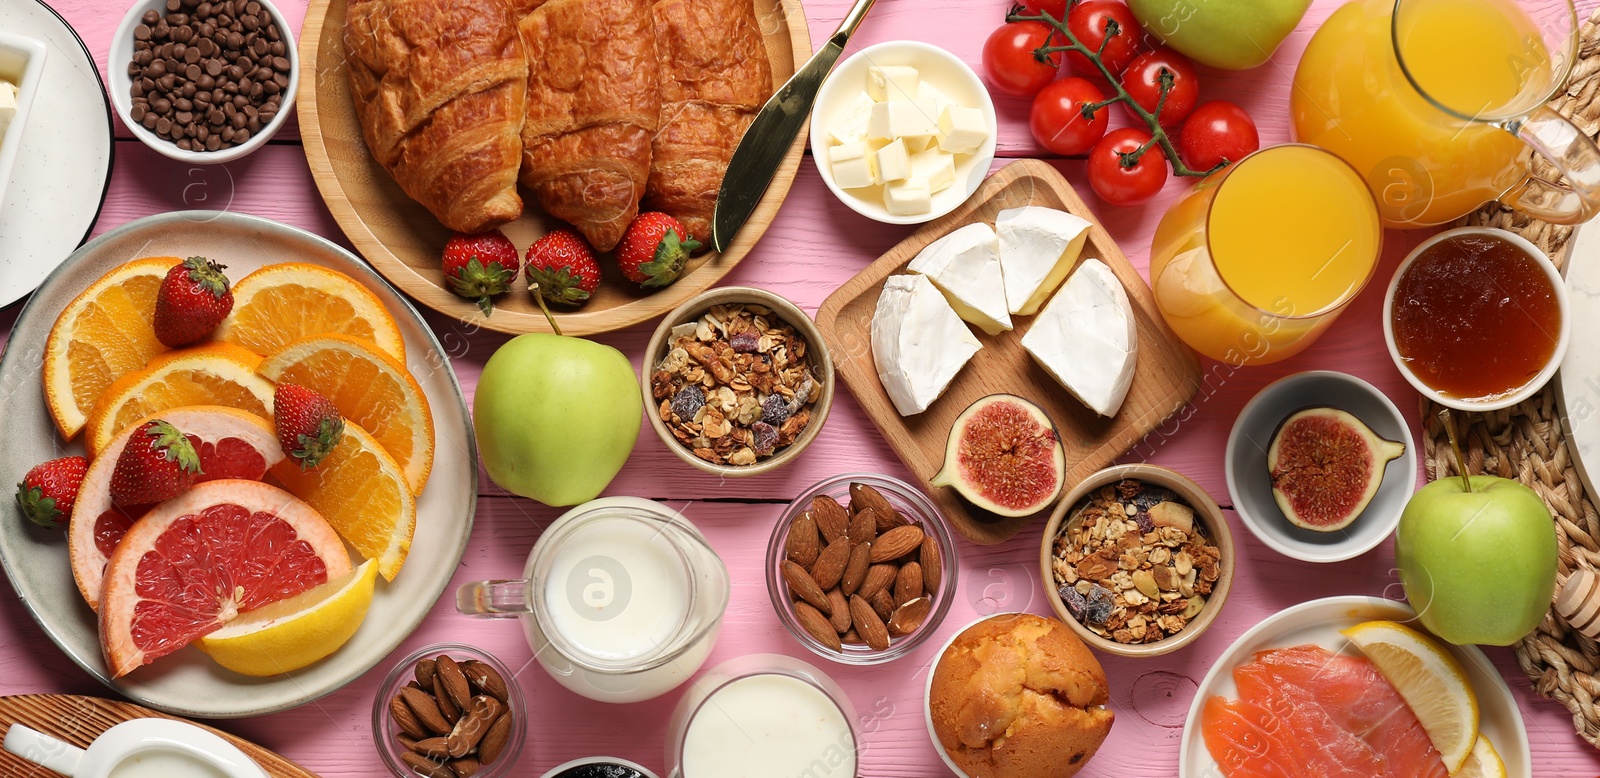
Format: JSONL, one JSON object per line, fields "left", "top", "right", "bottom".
{"left": 134, "top": 23, "right": 151, "bottom": 41}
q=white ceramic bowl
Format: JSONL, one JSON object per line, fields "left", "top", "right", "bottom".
{"left": 809, "top": 40, "right": 997, "bottom": 225}
{"left": 1382, "top": 226, "right": 1570, "bottom": 412}
{"left": 0, "top": 31, "right": 47, "bottom": 220}
{"left": 108, "top": 0, "right": 298, "bottom": 164}
{"left": 1225, "top": 370, "right": 1417, "bottom": 563}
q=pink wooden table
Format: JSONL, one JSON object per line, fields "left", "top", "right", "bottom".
{"left": 4, "top": 0, "right": 1600, "bottom": 774}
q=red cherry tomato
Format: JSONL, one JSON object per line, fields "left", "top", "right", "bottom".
{"left": 1120, "top": 48, "right": 1199, "bottom": 127}
{"left": 1018, "top": 0, "right": 1068, "bottom": 21}
{"left": 1178, "top": 100, "right": 1261, "bottom": 172}
{"left": 1030, "top": 78, "right": 1109, "bottom": 156}
{"left": 982, "top": 22, "right": 1061, "bottom": 98}
{"left": 1065, "top": 0, "right": 1141, "bottom": 78}
{"left": 1087, "top": 127, "right": 1169, "bottom": 206}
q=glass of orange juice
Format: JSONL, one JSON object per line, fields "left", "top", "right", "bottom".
{"left": 1293, "top": 0, "right": 1600, "bottom": 227}
{"left": 1149, "top": 145, "right": 1382, "bottom": 366}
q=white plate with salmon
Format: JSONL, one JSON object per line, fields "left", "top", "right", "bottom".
{"left": 1179, "top": 596, "right": 1531, "bottom": 778}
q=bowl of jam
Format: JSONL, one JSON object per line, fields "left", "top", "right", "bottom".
{"left": 1383, "top": 227, "right": 1569, "bottom": 411}
{"left": 539, "top": 757, "right": 659, "bottom": 778}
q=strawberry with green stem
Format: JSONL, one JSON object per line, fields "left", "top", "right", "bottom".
{"left": 15, "top": 456, "right": 89, "bottom": 530}
{"left": 110, "top": 420, "right": 203, "bottom": 507}
{"left": 153, "top": 256, "right": 233, "bottom": 348}
{"left": 616, "top": 212, "right": 701, "bottom": 289}
{"left": 442, "top": 231, "right": 521, "bottom": 317}
{"left": 274, "top": 384, "right": 345, "bottom": 470}
{"left": 526, "top": 228, "right": 601, "bottom": 306}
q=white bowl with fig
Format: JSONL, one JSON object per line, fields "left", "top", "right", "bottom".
{"left": 1224, "top": 370, "right": 1418, "bottom": 563}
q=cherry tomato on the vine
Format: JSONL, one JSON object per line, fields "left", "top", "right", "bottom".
{"left": 1178, "top": 100, "right": 1261, "bottom": 172}
{"left": 982, "top": 22, "right": 1061, "bottom": 98}
{"left": 1121, "top": 48, "right": 1198, "bottom": 127}
{"left": 1018, "top": 0, "right": 1068, "bottom": 22}
{"left": 1065, "top": 0, "right": 1141, "bottom": 78}
{"left": 1087, "top": 127, "right": 1168, "bottom": 206}
{"left": 1030, "top": 78, "right": 1109, "bottom": 156}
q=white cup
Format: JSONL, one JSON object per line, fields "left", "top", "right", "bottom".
{"left": 4, "top": 718, "right": 267, "bottom": 778}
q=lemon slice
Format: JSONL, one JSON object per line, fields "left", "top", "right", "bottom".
{"left": 1455, "top": 735, "right": 1507, "bottom": 778}
{"left": 197, "top": 560, "right": 379, "bottom": 676}
{"left": 1342, "top": 620, "right": 1480, "bottom": 773}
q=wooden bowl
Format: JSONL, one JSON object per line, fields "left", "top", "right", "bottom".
{"left": 296, "top": 0, "right": 810, "bottom": 335}
{"left": 1038, "top": 463, "right": 1234, "bottom": 658}
{"left": 642, "top": 287, "right": 834, "bottom": 477}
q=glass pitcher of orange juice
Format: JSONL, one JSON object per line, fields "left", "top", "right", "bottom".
{"left": 1293, "top": 0, "right": 1600, "bottom": 227}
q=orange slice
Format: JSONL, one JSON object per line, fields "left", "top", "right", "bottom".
{"left": 98, "top": 479, "right": 352, "bottom": 677}
{"left": 273, "top": 421, "right": 416, "bottom": 581}
{"left": 70, "top": 406, "right": 285, "bottom": 609}
{"left": 43, "top": 257, "right": 176, "bottom": 439}
{"left": 82, "top": 343, "right": 276, "bottom": 458}
{"left": 258, "top": 334, "right": 433, "bottom": 495}
{"left": 215, "top": 263, "right": 405, "bottom": 362}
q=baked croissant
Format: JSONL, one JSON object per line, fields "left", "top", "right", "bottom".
{"left": 518, "top": 0, "right": 660, "bottom": 252}
{"left": 344, "top": 0, "right": 527, "bottom": 234}
{"left": 646, "top": 0, "right": 774, "bottom": 245}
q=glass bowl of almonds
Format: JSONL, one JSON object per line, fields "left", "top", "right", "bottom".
{"left": 373, "top": 643, "right": 526, "bottom": 778}
{"left": 766, "top": 473, "right": 958, "bottom": 665}
{"left": 1039, "top": 464, "right": 1235, "bottom": 658}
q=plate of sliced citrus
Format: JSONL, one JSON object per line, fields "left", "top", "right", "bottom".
{"left": 1179, "top": 596, "right": 1531, "bottom": 778}
{"left": 0, "top": 211, "right": 475, "bottom": 718}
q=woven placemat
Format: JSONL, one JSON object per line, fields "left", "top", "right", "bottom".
{"left": 1419, "top": 8, "right": 1600, "bottom": 748}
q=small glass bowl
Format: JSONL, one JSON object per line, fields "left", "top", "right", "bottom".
{"left": 766, "top": 473, "right": 958, "bottom": 664}
{"left": 372, "top": 643, "right": 527, "bottom": 778}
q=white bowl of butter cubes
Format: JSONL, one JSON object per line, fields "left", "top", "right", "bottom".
{"left": 811, "top": 40, "right": 997, "bottom": 224}
{"left": 0, "top": 31, "right": 46, "bottom": 216}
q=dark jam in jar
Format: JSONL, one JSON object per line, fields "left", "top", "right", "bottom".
{"left": 552, "top": 764, "right": 649, "bottom": 778}
{"left": 1390, "top": 232, "right": 1560, "bottom": 401}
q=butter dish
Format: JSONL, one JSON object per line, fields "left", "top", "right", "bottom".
{"left": 0, "top": 31, "right": 47, "bottom": 218}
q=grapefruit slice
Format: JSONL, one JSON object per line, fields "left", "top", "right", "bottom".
{"left": 99, "top": 479, "right": 352, "bottom": 677}
{"left": 215, "top": 263, "right": 405, "bottom": 361}
{"left": 83, "top": 342, "right": 276, "bottom": 458}
{"left": 69, "top": 406, "right": 285, "bottom": 609}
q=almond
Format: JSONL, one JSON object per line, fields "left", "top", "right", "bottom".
{"left": 415, "top": 657, "right": 438, "bottom": 690}
{"left": 858, "top": 564, "right": 898, "bottom": 600}
{"left": 869, "top": 588, "right": 895, "bottom": 622}
{"left": 461, "top": 660, "right": 508, "bottom": 703}
{"left": 848, "top": 508, "right": 876, "bottom": 546}
{"left": 849, "top": 482, "right": 896, "bottom": 520}
{"left": 840, "top": 543, "right": 870, "bottom": 595}
{"left": 401, "top": 751, "right": 455, "bottom": 778}
{"left": 849, "top": 594, "right": 891, "bottom": 651}
{"left": 413, "top": 737, "right": 453, "bottom": 759}
{"left": 827, "top": 588, "right": 852, "bottom": 633}
{"left": 869, "top": 525, "right": 924, "bottom": 563}
{"left": 875, "top": 508, "right": 910, "bottom": 533}
{"left": 895, "top": 562, "right": 924, "bottom": 605}
{"left": 889, "top": 596, "right": 932, "bottom": 636}
{"left": 391, "top": 693, "right": 429, "bottom": 740}
{"left": 795, "top": 600, "right": 842, "bottom": 651}
{"left": 445, "top": 695, "right": 503, "bottom": 757}
{"left": 478, "top": 712, "right": 513, "bottom": 765}
{"left": 435, "top": 655, "right": 472, "bottom": 712}
{"left": 450, "top": 756, "right": 482, "bottom": 778}
{"left": 842, "top": 629, "right": 862, "bottom": 645}
{"left": 812, "top": 496, "right": 849, "bottom": 543}
{"left": 921, "top": 535, "right": 942, "bottom": 593}
{"left": 783, "top": 560, "right": 830, "bottom": 613}
{"left": 398, "top": 733, "right": 419, "bottom": 753}
{"left": 785, "top": 512, "right": 821, "bottom": 568}
{"left": 432, "top": 676, "right": 460, "bottom": 725}
{"left": 400, "top": 686, "right": 452, "bottom": 736}
{"left": 811, "top": 537, "right": 850, "bottom": 590}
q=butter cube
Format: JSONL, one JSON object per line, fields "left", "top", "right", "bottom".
{"left": 875, "top": 138, "right": 912, "bottom": 183}
{"left": 917, "top": 80, "right": 957, "bottom": 112}
{"left": 867, "top": 65, "right": 920, "bottom": 102}
{"left": 829, "top": 142, "right": 878, "bottom": 189}
{"left": 868, "top": 98, "right": 940, "bottom": 143}
{"left": 903, "top": 135, "right": 937, "bottom": 153}
{"left": 910, "top": 148, "right": 957, "bottom": 194}
{"left": 0, "top": 81, "right": 17, "bottom": 137}
{"left": 937, "top": 105, "right": 989, "bottom": 154}
{"left": 885, "top": 178, "right": 933, "bottom": 216}
{"left": 828, "top": 92, "right": 875, "bottom": 146}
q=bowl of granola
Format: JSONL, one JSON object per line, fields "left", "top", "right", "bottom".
{"left": 643, "top": 287, "right": 834, "bottom": 476}
{"left": 1039, "top": 464, "right": 1234, "bottom": 657}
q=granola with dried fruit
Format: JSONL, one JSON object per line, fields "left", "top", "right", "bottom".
{"left": 1049, "top": 479, "right": 1221, "bottom": 644}
{"left": 650, "top": 303, "right": 822, "bottom": 466}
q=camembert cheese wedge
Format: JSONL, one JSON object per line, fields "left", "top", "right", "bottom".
{"left": 996, "top": 206, "right": 1092, "bottom": 316}
{"left": 871, "top": 274, "right": 981, "bottom": 416}
{"left": 906, "top": 222, "right": 1010, "bottom": 335}
{"left": 1020, "top": 258, "right": 1138, "bottom": 417}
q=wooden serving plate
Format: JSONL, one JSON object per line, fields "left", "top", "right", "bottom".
{"left": 0, "top": 694, "right": 319, "bottom": 777}
{"left": 297, "top": 0, "right": 811, "bottom": 335}
{"left": 816, "top": 160, "right": 1203, "bottom": 545}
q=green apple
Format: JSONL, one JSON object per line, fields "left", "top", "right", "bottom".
{"left": 1395, "top": 475, "right": 1557, "bottom": 646}
{"left": 1126, "top": 0, "right": 1312, "bottom": 70}
{"left": 473, "top": 333, "right": 641, "bottom": 507}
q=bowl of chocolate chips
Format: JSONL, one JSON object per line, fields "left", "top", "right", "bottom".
{"left": 109, "top": 0, "right": 297, "bottom": 163}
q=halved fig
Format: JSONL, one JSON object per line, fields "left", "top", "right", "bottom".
{"left": 930, "top": 394, "right": 1066, "bottom": 517}
{"left": 1267, "top": 407, "right": 1404, "bottom": 532}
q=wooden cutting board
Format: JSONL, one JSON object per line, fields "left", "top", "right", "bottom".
{"left": 815, "top": 160, "right": 1203, "bottom": 545}
{"left": 0, "top": 694, "right": 318, "bottom": 777}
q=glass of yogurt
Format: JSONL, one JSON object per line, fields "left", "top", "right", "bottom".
{"left": 457, "top": 496, "right": 730, "bottom": 703}
{"left": 666, "top": 654, "right": 859, "bottom": 778}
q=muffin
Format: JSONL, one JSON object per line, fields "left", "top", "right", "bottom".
{"left": 928, "top": 613, "right": 1114, "bottom": 776}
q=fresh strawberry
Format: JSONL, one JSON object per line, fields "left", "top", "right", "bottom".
{"left": 109, "top": 420, "right": 203, "bottom": 507}
{"left": 615, "top": 212, "right": 701, "bottom": 289}
{"left": 274, "top": 384, "right": 345, "bottom": 470}
{"left": 153, "top": 256, "right": 233, "bottom": 348}
{"left": 525, "top": 229, "right": 601, "bottom": 306}
{"left": 442, "top": 230, "right": 521, "bottom": 316}
{"left": 14, "top": 456, "right": 89, "bottom": 530}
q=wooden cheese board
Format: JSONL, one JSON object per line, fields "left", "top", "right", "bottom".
{"left": 296, "top": 0, "right": 810, "bottom": 335}
{"left": 815, "top": 160, "right": 1203, "bottom": 545}
{"left": 0, "top": 694, "right": 318, "bottom": 777}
